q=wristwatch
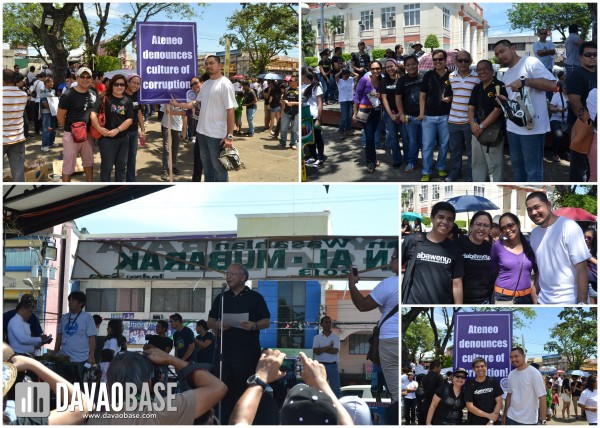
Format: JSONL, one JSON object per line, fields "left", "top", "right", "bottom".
{"left": 226, "top": 133, "right": 234, "bottom": 141}
{"left": 246, "top": 374, "right": 267, "bottom": 391}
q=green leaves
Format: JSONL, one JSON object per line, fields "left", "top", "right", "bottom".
{"left": 506, "top": 3, "right": 592, "bottom": 41}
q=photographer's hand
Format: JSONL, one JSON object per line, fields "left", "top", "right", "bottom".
{"left": 255, "top": 349, "right": 287, "bottom": 383}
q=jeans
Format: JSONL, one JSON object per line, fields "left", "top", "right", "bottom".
{"left": 339, "top": 101, "right": 353, "bottom": 132}
{"left": 279, "top": 111, "right": 298, "bottom": 147}
{"left": 506, "top": 131, "right": 544, "bottom": 181}
{"left": 323, "top": 363, "right": 342, "bottom": 398}
{"left": 125, "top": 128, "right": 139, "bottom": 182}
{"left": 400, "top": 116, "right": 423, "bottom": 167}
{"left": 5, "top": 142, "right": 25, "bottom": 181}
{"left": 319, "top": 74, "right": 329, "bottom": 103}
{"left": 99, "top": 135, "right": 129, "bottom": 182}
{"left": 506, "top": 416, "right": 529, "bottom": 425}
{"left": 421, "top": 115, "right": 449, "bottom": 174}
{"left": 362, "top": 113, "right": 382, "bottom": 147}
{"left": 327, "top": 74, "right": 336, "bottom": 102}
{"left": 404, "top": 398, "right": 417, "bottom": 424}
{"left": 493, "top": 291, "right": 533, "bottom": 305}
{"left": 187, "top": 117, "right": 197, "bottom": 141}
{"left": 362, "top": 109, "right": 381, "bottom": 166}
{"left": 192, "top": 138, "right": 203, "bottom": 182}
{"left": 41, "top": 112, "right": 56, "bottom": 147}
{"left": 246, "top": 106, "right": 257, "bottom": 135}
{"left": 33, "top": 102, "right": 41, "bottom": 133}
{"left": 550, "top": 120, "right": 568, "bottom": 157}
{"left": 570, "top": 150, "right": 590, "bottom": 182}
{"left": 198, "top": 133, "right": 228, "bottom": 182}
{"left": 448, "top": 122, "right": 472, "bottom": 181}
{"left": 383, "top": 110, "right": 402, "bottom": 165}
{"left": 161, "top": 126, "right": 180, "bottom": 171}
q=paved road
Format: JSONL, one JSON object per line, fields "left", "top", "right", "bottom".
{"left": 4, "top": 106, "right": 299, "bottom": 182}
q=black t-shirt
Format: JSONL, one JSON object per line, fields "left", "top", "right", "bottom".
{"left": 58, "top": 87, "right": 97, "bottom": 132}
{"left": 402, "top": 233, "right": 464, "bottom": 304}
{"left": 464, "top": 377, "right": 503, "bottom": 425}
{"left": 318, "top": 59, "right": 332, "bottom": 75}
{"left": 378, "top": 76, "right": 398, "bottom": 112}
{"left": 395, "top": 73, "right": 423, "bottom": 117}
{"left": 331, "top": 55, "right": 344, "bottom": 71}
{"left": 147, "top": 334, "right": 173, "bottom": 352}
{"left": 243, "top": 88, "right": 257, "bottom": 108}
{"left": 195, "top": 331, "right": 216, "bottom": 364}
{"left": 469, "top": 78, "right": 508, "bottom": 123}
{"left": 352, "top": 52, "right": 371, "bottom": 76}
{"left": 423, "top": 371, "right": 445, "bottom": 403}
{"left": 92, "top": 94, "right": 134, "bottom": 139}
{"left": 173, "top": 327, "right": 195, "bottom": 361}
{"left": 124, "top": 91, "right": 142, "bottom": 127}
{"left": 269, "top": 85, "right": 282, "bottom": 109}
{"left": 208, "top": 286, "right": 270, "bottom": 357}
{"left": 432, "top": 383, "right": 466, "bottom": 425}
{"left": 282, "top": 87, "right": 299, "bottom": 115}
{"left": 456, "top": 236, "right": 493, "bottom": 304}
{"left": 566, "top": 66, "right": 596, "bottom": 125}
{"left": 421, "top": 69, "right": 452, "bottom": 116}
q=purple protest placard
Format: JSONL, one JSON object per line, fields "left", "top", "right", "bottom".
{"left": 136, "top": 22, "right": 197, "bottom": 103}
{"left": 453, "top": 311, "right": 512, "bottom": 391}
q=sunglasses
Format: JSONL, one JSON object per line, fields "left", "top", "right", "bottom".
{"left": 370, "top": 67, "right": 381, "bottom": 71}
{"left": 432, "top": 57, "right": 445, "bottom": 62}
{"left": 191, "top": 81, "right": 200, "bottom": 87}
{"left": 454, "top": 375, "right": 466, "bottom": 379}
{"left": 79, "top": 75, "right": 92, "bottom": 79}
{"left": 500, "top": 222, "right": 516, "bottom": 231}
{"left": 583, "top": 52, "right": 598, "bottom": 58}
{"left": 113, "top": 83, "right": 126, "bottom": 87}
{"left": 456, "top": 58, "right": 470, "bottom": 63}
{"left": 585, "top": 236, "right": 594, "bottom": 241}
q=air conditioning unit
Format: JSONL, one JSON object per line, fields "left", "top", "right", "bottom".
{"left": 152, "top": 314, "right": 163, "bottom": 320}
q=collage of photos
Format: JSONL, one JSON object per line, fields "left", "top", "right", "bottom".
{"left": 1, "top": 0, "right": 598, "bottom": 427}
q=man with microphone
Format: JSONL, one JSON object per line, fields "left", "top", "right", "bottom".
{"left": 208, "top": 263, "right": 270, "bottom": 425}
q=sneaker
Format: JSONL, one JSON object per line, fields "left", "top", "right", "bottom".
{"left": 444, "top": 176, "right": 456, "bottom": 182}
{"left": 552, "top": 155, "right": 561, "bottom": 163}
{"left": 345, "top": 129, "right": 355, "bottom": 136}
{"left": 160, "top": 171, "right": 169, "bottom": 181}
{"left": 277, "top": 144, "right": 286, "bottom": 149}
{"left": 420, "top": 174, "right": 431, "bottom": 182}
{"left": 290, "top": 145, "right": 297, "bottom": 150}
{"left": 305, "top": 158, "right": 316, "bottom": 165}
{"left": 404, "top": 163, "right": 415, "bottom": 173}
{"left": 437, "top": 170, "right": 448, "bottom": 178}
{"left": 173, "top": 168, "right": 181, "bottom": 175}
{"left": 366, "top": 163, "right": 375, "bottom": 173}
{"left": 338, "top": 132, "right": 345, "bottom": 141}
{"left": 313, "top": 159, "right": 323, "bottom": 167}
{"left": 41, "top": 146, "right": 50, "bottom": 152}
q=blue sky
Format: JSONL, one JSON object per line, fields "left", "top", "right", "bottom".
{"left": 75, "top": 184, "right": 399, "bottom": 237}
{"left": 481, "top": 2, "right": 563, "bottom": 40}
{"left": 428, "top": 307, "right": 595, "bottom": 359}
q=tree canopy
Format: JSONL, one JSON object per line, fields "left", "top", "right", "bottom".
{"left": 506, "top": 3, "right": 592, "bottom": 41}
{"left": 221, "top": 4, "right": 297, "bottom": 75}
{"left": 424, "top": 34, "right": 440, "bottom": 52}
{"left": 544, "top": 308, "right": 597, "bottom": 370}
{"left": 553, "top": 185, "right": 597, "bottom": 214}
{"left": 302, "top": 19, "right": 316, "bottom": 57}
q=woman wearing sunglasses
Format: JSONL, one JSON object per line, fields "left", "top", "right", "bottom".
{"left": 90, "top": 74, "right": 134, "bottom": 182}
{"left": 490, "top": 213, "right": 538, "bottom": 304}
{"left": 426, "top": 367, "right": 468, "bottom": 425}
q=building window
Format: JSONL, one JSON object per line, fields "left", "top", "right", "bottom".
{"left": 87, "top": 288, "right": 145, "bottom": 312}
{"left": 443, "top": 7, "right": 450, "bottom": 30}
{"left": 404, "top": 4, "right": 420, "bottom": 27}
{"left": 349, "top": 333, "right": 371, "bottom": 355}
{"left": 444, "top": 185, "right": 453, "bottom": 199}
{"left": 277, "top": 281, "right": 306, "bottom": 349}
{"left": 316, "top": 19, "right": 322, "bottom": 38}
{"left": 381, "top": 7, "right": 396, "bottom": 29}
{"left": 150, "top": 288, "right": 206, "bottom": 313}
{"left": 432, "top": 185, "right": 440, "bottom": 200}
{"left": 359, "top": 10, "right": 373, "bottom": 31}
{"left": 474, "top": 186, "right": 485, "bottom": 197}
{"left": 420, "top": 186, "right": 429, "bottom": 202}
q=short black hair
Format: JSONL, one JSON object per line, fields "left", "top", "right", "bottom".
{"left": 68, "top": 291, "right": 87, "bottom": 308}
{"left": 169, "top": 313, "right": 183, "bottom": 323}
{"left": 320, "top": 315, "right": 332, "bottom": 323}
{"left": 493, "top": 39, "right": 512, "bottom": 49}
{"left": 510, "top": 346, "right": 525, "bottom": 356}
{"left": 526, "top": 191, "right": 549, "bottom": 204}
{"left": 93, "top": 314, "right": 103, "bottom": 326}
{"left": 431, "top": 201, "right": 456, "bottom": 219}
{"left": 569, "top": 24, "right": 579, "bottom": 33}
{"left": 476, "top": 59, "right": 494, "bottom": 72}
{"left": 206, "top": 55, "right": 221, "bottom": 64}
{"left": 580, "top": 41, "right": 597, "bottom": 56}
{"left": 429, "top": 360, "right": 441, "bottom": 370}
{"left": 197, "top": 319, "right": 208, "bottom": 330}
{"left": 432, "top": 49, "right": 447, "bottom": 60}
{"left": 156, "top": 320, "right": 168, "bottom": 330}
{"left": 472, "top": 357, "right": 487, "bottom": 368}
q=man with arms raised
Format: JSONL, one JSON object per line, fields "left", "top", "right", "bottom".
{"left": 526, "top": 191, "right": 590, "bottom": 304}
{"left": 503, "top": 347, "right": 547, "bottom": 425}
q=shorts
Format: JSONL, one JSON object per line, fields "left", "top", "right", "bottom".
{"left": 62, "top": 131, "right": 94, "bottom": 175}
{"left": 270, "top": 106, "right": 281, "bottom": 114}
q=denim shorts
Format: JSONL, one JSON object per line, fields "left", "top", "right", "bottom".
{"left": 269, "top": 106, "right": 281, "bottom": 113}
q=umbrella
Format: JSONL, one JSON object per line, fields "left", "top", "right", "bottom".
{"left": 557, "top": 370, "right": 565, "bottom": 374}
{"left": 231, "top": 74, "right": 245, "bottom": 80}
{"left": 446, "top": 195, "right": 500, "bottom": 213}
{"left": 418, "top": 51, "right": 458, "bottom": 72}
{"left": 567, "top": 370, "right": 590, "bottom": 377}
{"left": 553, "top": 207, "right": 597, "bottom": 222}
{"left": 261, "top": 72, "right": 284, "bottom": 80}
{"left": 402, "top": 212, "right": 423, "bottom": 221}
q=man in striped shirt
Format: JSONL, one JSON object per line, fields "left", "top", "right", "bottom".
{"left": 3, "top": 69, "right": 28, "bottom": 182}
{"left": 447, "top": 50, "right": 479, "bottom": 182}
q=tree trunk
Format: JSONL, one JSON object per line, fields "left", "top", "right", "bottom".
{"left": 402, "top": 307, "right": 427, "bottom": 368}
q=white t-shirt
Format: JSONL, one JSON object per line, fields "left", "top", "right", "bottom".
{"left": 405, "top": 380, "right": 419, "bottom": 400}
{"left": 160, "top": 104, "right": 184, "bottom": 132}
{"left": 530, "top": 216, "right": 591, "bottom": 304}
{"left": 32, "top": 80, "right": 45, "bottom": 103}
{"left": 501, "top": 56, "right": 556, "bottom": 135}
{"left": 549, "top": 91, "right": 568, "bottom": 122}
{"left": 507, "top": 365, "right": 546, "bottom": 424}
{"left": 578, "top": 389, "right": 598, "bottom": 424}
{"left": 197, "top": 76, "right": 237, "bottom": 139}
{"left": 301, "top": 83, "right": 323, "bottom": 119}
{"left": 7, "top": 313, "right": 42, "bottom": 354}
{"left": 401, "top": 373, "right": 410, "bottom": 390}
{"left": 370, "top": 275, "right": 399, "bottom": 339}
{"left": 312, "top": 332, "right": 340, "bottom": 363}
{"left": 336, "top": 77, "right": 354, "bottom": 102}
{"left": 588, "top": 88, "right": 597, "bottom": 122}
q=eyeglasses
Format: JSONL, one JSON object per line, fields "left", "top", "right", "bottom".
{"left": 370, "top": 67, "right": 381, "bottom": 71}
{"left": 585, "top": 236, "right": 594, "bottom": 241}
{"left": 473, "top": 222, "right": 491, "bottom": 229}
{"left": 583, "top": 52, "right": 598, "bottom": 58}
{"left": 433, "top": 57, "right": 445, "bottom": 62}
{"left": 79, "top": 75, "right": 92, "bottom": 79}
{"left": 191, "top": 81, "right": 200, "bottom": 87}
{"left": 454, "top": 375, "right": 466, "bottom": 379}
{"left": 456, "top": 58, "right": 470, "bottom": 63}
{"left": 113, "top": 83, "right": 126, "bottom": 87}
{"left": 500, "top": 222, "right": 516, "bottom": 231}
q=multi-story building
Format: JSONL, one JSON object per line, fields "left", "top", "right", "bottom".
{"left": 305, "top": 3, "right": 489, "bottom": 62}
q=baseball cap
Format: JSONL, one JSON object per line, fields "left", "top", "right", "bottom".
{"left": 280, "top": 384, "right": 338, "bottom": 425}
{"left": 76, "top": 67, "right": 92, "bottom": 77}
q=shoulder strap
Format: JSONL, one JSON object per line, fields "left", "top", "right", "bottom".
{"left": 401, "top": 232, "right": 425, "bottom": 303}
{"left": 378, "top": 304, "right": 399, "bottom": 329}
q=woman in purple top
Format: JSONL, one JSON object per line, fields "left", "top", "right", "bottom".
{"left": 490, "top": 213, "right": 538, "bottom": 304}
{"left": 352, "top": 60, "right": 382, "bottom": 173}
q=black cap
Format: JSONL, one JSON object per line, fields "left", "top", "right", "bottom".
{"left": 280, "top": 384, "right": 338, "bottom": 425}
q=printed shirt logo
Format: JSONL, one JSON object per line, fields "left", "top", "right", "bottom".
{"left": 463, "top": 253, "right": 491, "bottom": 261}
{"left": 416, "top": 251, "right": 452, "bottom": 264}
{"left": 111, "top": 104, "right": 127, "bottom": 115}
{"left": 64, "top": 321, "right": 79, "bottom": 336}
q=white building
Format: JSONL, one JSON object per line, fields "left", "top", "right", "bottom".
{"left": 305, "top": 3, "right": 490, "bottom": 62}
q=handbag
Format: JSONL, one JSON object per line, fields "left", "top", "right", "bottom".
{"left": 476, "top": 84, "right": 503, "bottom": 147}
{"left": 494, "top": 253, "right": 525, "bottom": 305}
{"left": 570, "top": 108, "right": 594, "bottom": 154}
{"left": 366, "top": 303, "right": 398, "bottom": 366}
{"left": 90, "top": 95, "right": 107, "bottom": 140}
{"left": 356, "top": 107, "right": 371, "bottom": 123}
{"left": 70, "top": 121, "right": 88, "bottom": 143}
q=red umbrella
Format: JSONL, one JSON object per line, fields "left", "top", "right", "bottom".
{"left": 553, "top": 207, "right": 597, "bottom": 222}
{"left": 232, "top": 74, "right": 245, "bottom": 80}
{"left": 418, "top": 51, "right": 458, "bottom": 72}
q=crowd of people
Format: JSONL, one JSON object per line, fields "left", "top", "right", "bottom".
{"left": 303, "top": 27, "right": 597, "bottom": 181}
{"left": 401, "top": 191, "right": 596, "bottom": 305}
{"left": 3, "top": 259, "right": 399, "bottom": 425}
{"left": 401, "top": 348, "right": 598, "bottom": 425}
{"left": 3, "top": 59, "right": 299, "bottom": 182}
